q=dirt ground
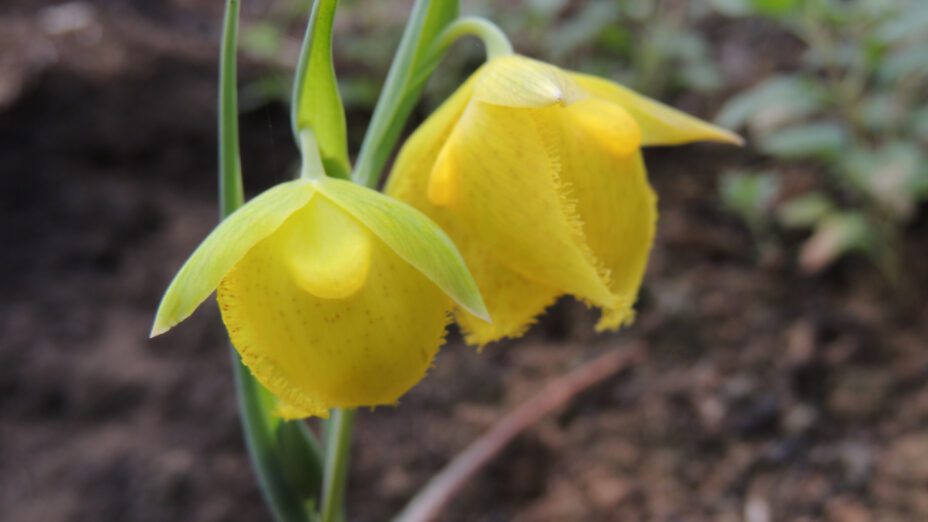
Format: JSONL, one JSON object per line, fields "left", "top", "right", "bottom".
{"left": 3, "top": 1, "right": 928, "bottom": 521}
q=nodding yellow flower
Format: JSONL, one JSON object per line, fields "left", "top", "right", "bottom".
{"left": 151, "top": 177, "right": 487, "bottom": 418}
{"left": 387, "top": 55, "right": 742, "bottom": 346}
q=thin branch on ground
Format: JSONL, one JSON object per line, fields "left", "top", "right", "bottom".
{"left": 395, "top": 344, "right": 644, "bottom": 522}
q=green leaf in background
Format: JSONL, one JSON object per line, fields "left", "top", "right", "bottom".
{"left": 874, "top": 1, "right": 928, "bottom": 45}
{"left": 799, "top": 211, "right": 872, "bottom": 273}
{"left": 716, "top": 75, "right": 826, "bottom": 135}
{"left": 680, "top": 60, "right": 723, "bottom": 92}
{"left": 719, "top": 170, "right": 779, "bottom": 233}
{"left": 777, "top": 191, "right": 835, "bottom": 229}
{"left": 879, "top": 46, "right": 928, "bottom": 82}
{"left": 843, "top": 142, "right": 924, "bottom": 220}
{"left": 912, "top": 106, "right": 928, "bottom": 142}
{"left": 353, "top": 0, "right": 459, "bottom": 188}
{"left": 316, "top": 177, "right": 489, "bottom": 320}
{"left": 857, "top": 92, "right": 903, "bottom": 133}
{"left": 708, "top": 0, "right": 754, "bottom": 17}
{"left": 293, "top": 0, "right": 351, "bottom": 179}
{"left": 749, "top": 0, "right": 801, "bottom": 16}
{"left": 545, "top": 1, "right": 619, "bottom": 60}
{"left": 759, "top": 121, "right": 847, "bottom": 160}
{"left": 242, "top": 21, "right": 285, "bottom": 61}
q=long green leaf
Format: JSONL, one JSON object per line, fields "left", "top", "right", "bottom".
{"left": 292, "top": 0, "right": 350, "bottom": 179}
{"left": 353, "top": 0, "right": 459, "bottom": 188}
{"left": 219, "top": 0, "right": 244, "bottom": 217}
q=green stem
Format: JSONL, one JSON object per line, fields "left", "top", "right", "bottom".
{"left": 219, "top": 1, "right": 321, "bottom": 520}
{"left": 299, "top": 128, "right": 326, "bottom": 180}
{"left": 219, "top": 0, "right": 244, "bottom": 217}
{"left": 231, "top": 356, "right": 310, "bottom": 522}
{"left": 320, "top": 409, "right": 356, "bottom": 522}
{"left": 432, "top": 16, "right": 513, "bottom": 61}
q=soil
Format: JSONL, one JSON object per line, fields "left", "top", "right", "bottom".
{"left": 3, "top": 2, "right": 928, "bottom": 521}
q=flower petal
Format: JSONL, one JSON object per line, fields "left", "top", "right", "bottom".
{"left": 570, "top": 72, "right": 744, "bottom": 146}
{"left": 566, "top": 97, "right": 642, "bottom": 158}
{"left": 217, "top": 196, "right": 450, "bottom": 418}
{"left": 445, "top": 103, "right": 613, "bottom": 304}
{"left": 391, "top": 100, "right": 615, "bottom": 342}
{"left": 388, "top": 97, "right": 563, "bottom": 343}
{"left": 151, "top": 180, "right": 314, "bottom": 337}
{"left": 285, "top": 191, "right": 371, "bottom": 299}
{"left": 316, "top": 177, "right": 489, "bottom": 321}
{"left": 555, "top": 102, "right": 658, "bottom": 329}
{"left": 384, "top": 73, "right": 476, "bottom": 196}
{"left": 452, "top": 248, "right": 559, "bottom": 346}
{"left": 474, "top": 55, "right": 585, "bottom": 108}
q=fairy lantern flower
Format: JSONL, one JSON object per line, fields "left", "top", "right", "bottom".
{"left": 387, "top": 54, "right": 742, "bottom": 345}
{"left": 151, "top": 175, "right": 487, "bottom": 418}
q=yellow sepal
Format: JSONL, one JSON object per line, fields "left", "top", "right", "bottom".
{"left": 316, "top": 177, "right": 488, "bottom": 321}
{"left": 151, "top": 180, "right": 314, "bottom": 337}
{"left": 570, "top": 72, "right": 744, "bottom": 146}
{"left": 474, "top": 55, "right": 585, "bottom": 108}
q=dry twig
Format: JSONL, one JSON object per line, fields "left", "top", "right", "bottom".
{"left": 395, "top": 345, "right": 643, "bottom": 522}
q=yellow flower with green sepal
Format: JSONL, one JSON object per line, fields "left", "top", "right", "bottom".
{"left": 387, "top": 55, "right": 742, "bottom": 346}
{"left": 151, "top": 175, "right": 488, "bottom": 418}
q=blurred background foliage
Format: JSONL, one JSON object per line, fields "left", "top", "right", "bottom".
{"left": 5, "top": 1, "right": 928, "bottom": 519}
{"left": 236, "top": 0, "right": 927, "bottom": 279}
{"left": 716, "top": 0, "right": 928, "bottom": 278}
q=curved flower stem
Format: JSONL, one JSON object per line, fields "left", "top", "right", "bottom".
{"left": 402, "top": 16, "right": 511, "bottom": 95}
{"left": 433, "top": 16, "right": 513, "bottom": 61}
{"left": 401, "top": 16, "right": 511, "bottom": 98}
{"left": 320, "top": 408, "right": 356, "bottom": 522}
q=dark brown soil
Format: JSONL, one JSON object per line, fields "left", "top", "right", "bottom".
{"left": 3, "top": 2, "right": 927, "bottom": 522}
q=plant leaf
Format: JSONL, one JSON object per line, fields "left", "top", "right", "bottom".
{"left": 799, "top": 212, "right": 871, "bottom": 273}
{"left": 777, "top": 191, "right": 834, "bottom": 229}
{"left": 715, "top": 75, "right": 825, "bottom": 134}
{"left": 353, "top": 0, "right": 460, "bottom": 187}
{"left": 315, "top": 177, "right": 489, "bottom": 321}
{"left": 292, "top": 0, "right": 350, "bottom": 179}
{"left": 719, "top": 170, "right": 779, "bottom": 231}
{"left": 759, "top": 122, "right": 846, "bottom": 159}
{"left": 151, "top": 180, "right": 314, "bottom": 336}
{"left": 749, "top": 0, "right": 800, "bottom": 16}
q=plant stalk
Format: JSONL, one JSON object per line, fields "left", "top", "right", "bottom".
{"left": 219, "top": 0, "right": 244, "bottom": 216}
{"left": 433, "top": 16, "right": 513, "bottom": 61}
{"left": 320, "top": 408, "right": 356, "bottom": 522}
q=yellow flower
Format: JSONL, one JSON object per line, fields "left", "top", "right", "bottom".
{"left": 151, "top": 177, "right": 487, "bottom": 418}
{"left": 387, "top": 55, "right": 741, "bottom": 345}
